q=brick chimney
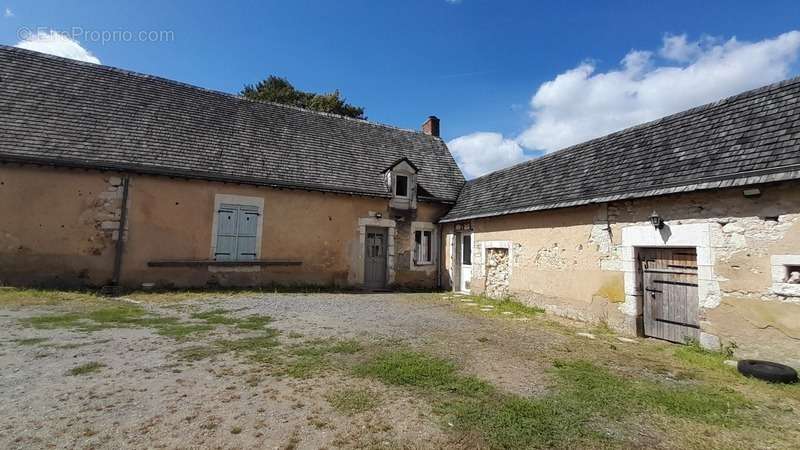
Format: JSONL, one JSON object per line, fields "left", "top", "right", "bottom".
{"left": 421, "top": 116, "right": 440, "bottom": 137}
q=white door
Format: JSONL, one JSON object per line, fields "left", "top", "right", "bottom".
{"left": 459, "top": 233, "right": 472, "bottom": 293}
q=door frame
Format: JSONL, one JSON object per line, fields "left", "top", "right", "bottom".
{"left": 620, "top": 222, "right": 720, "bottom": 348}
{"left": 454, "top": 231, "right": 473, "bottom": 293}
{"left": 639, "top": 247, "right": 700, "bottom": 343}
{"left": 356, "top": 217, "right": 396, "bottom": 287}
{"left": 364, "top": 226, "right": 388, "bottom": 289}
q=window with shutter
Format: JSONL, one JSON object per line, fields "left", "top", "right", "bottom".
{"left": 213, "top": 202, "right": 262, "bottom": 261}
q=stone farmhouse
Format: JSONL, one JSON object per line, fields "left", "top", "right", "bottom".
{"left": 1, "top": 46, "right": 798, "bottom": 362}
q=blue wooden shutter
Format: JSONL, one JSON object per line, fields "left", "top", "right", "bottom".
{"left": 215, "top": 204, "right": 238, "bottom": 261}
{"left": 236, "top": 206, "right": 259, "bottom": 260}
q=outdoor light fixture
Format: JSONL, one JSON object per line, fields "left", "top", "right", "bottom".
{"left": 649, "top": 211, "right": 664, "bottom": 230}
{"left": 375, "top": 212, "right": 382, "bottom": 219}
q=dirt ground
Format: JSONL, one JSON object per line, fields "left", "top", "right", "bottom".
{"left": 0, "top": 290, "right": 798, "bottom": 450}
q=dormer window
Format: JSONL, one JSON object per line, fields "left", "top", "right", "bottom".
{"left": 384, "top": 157, "right": 419, "bottom": 210}
{"left": 395, "top": 175, "right": 409, "bottom": 197}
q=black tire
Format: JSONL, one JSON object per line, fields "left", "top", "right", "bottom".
{"left": 737, "top": 359, "right": 798, "bottom": 384}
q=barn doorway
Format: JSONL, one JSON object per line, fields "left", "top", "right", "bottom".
{"left": 639, "top": 247, "right": 700, "bottom": 344}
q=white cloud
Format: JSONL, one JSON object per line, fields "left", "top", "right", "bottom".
{"left": 447, "top": 132, "right": 527, "bottom": 178}
{"left": 3, "top": 7, "right": 13, "bottom": 17}
{"left": 518, "top": 31, "right": 800, "bottom": 153}
{"left": 15, "top": 30, "right": 100, "bottom": 64}
{"left": 447, "top": 31, "right": 800, "bottom": 178}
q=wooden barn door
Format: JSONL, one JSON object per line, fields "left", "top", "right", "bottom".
{"left": 640, "top": 248, "right": 700, "bottom": 344}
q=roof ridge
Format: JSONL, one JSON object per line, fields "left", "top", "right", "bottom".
{"left": 0, "top": 45, "right": 438, "bottom": 139}
{"left": 466, "top": 74, "right": 800, "bottom": 184}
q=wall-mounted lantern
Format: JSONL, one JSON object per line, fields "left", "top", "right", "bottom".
{"left": 649, "top": 211, "right": 664, "bottom": 230}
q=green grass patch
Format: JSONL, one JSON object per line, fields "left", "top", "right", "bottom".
{"left": 12, "top": 337, "right": 49, "bottom": 346}
{"left": 24, "top": 312, "right": 85, "bottom": 330}
{"left": 448, "top": 294, "right": 544, "bottom": 318}
{"left": 0, "top": 288, "right": 100, "bottom": 307}
{"left": 67, "top": 361, "right": 105, "bottom": 376}
{"left": 190, "top": 308, "right": 238, "bottom": 325}
{"left": 22, "top": 303, "right": 273, "bottom": 341}
{"left": 175, "top": 345, "right": 223, "bottom": 362}
{"left": 326, "top": 388, "right": 381, "bottom": 415}
{"left": 354, "top": 350, "right": 492, "bottom": 397}
{"left": 174, "top": 331, "right": 281, "bottom": 363}
{"left": 190, "top": 308, "right": 273, "bottom": 331}
{"left": 281, "top": 338, "right": 364, "bottom": 379}
{"left": 155, "top": 322, "right": 215, "bottom": 339}
{"left": 356, "top": 350, "right": 751, "bottom": 449}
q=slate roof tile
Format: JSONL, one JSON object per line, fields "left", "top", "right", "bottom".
{"left": 0, "top": 46, "right": 465, "bottom": 202}
{"left": 442, "top": 76, "right": 800, "bottom": 222}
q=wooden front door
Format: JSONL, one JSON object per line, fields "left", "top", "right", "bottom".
{"left": 364, "top": 227, "right": 387, "bottom": 289}
{"left": 640, "top": 248, "right": 700, "bottom": 344}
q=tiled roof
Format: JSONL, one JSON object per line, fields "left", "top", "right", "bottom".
{"left": 442, "top": 77, "right": 800, "bottom": 222}
{"left": 0, "top": 46, "right": 465, "bottom": 202}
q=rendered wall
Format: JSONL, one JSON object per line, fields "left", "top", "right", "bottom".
{"left": 0, "top": 165, "right": 447, "bottom": 289}
{"left": 447, "top": 181, "right": 800, "bottom": 365}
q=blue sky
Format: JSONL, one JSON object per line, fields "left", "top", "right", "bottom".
{"left": 2, "top": 1, "right": 800, "bottom": 178}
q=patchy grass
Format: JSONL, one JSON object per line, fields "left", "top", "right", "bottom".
{"left": 12, "top": 337, "right": 49, "bottom": 346}
{"left": 175, "top": 345, "right": 223, "bottom": 362}
{"left": 67, "top": 361, "right": 105, "bottom": 376}
{"left": 123, "top": 284, "right": 354, "bottom": 304}
{"left": 355, "top": 349, "right": 752, "bottom": 449}
{"left": 174, "top": 331, "right": 281, "bottom": 364}
{"left": 0, "top": 288, "right": 101, "bottom": 307}
{"left": 155, "top": 322, "right": 214, "bottom": 339}
{"left": 325, "top": 388, "right": 381, "bottom": 415}
{"left": 19, "top": 302, "right": 277, "bottom": 341}
{"left": 354, "top": 350, "right": 493, "bottom": 396}
{"left": 190, "top": 308, "right": 273, "bottom": 331}
{"left": 445, "top": 293, "right": 544, "bottom": 319}
{"left": 281, "top": 338, "right": 364, "bottom": 379}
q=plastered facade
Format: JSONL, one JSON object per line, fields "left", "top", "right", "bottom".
{"left": 0, "top": 165, "right": 447, "bottom": 290}
{"left": 445, "top": 181, "right": 800, "bottom": 365}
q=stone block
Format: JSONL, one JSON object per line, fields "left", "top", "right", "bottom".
{"left": 108, "top": 176, "right": 122, "bottom": 186}
{"left": 699, "top": 332, "right": 721, "bottom": 351}
{"left": 101, "top": 221, "right": 119, "bottom": 230}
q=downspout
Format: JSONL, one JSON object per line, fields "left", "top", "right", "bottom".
{"left": 436, "top": 224, "right": 444, "bottom": 290}
{"left": 109, "top": 175, "right": 130, "bottom": 295}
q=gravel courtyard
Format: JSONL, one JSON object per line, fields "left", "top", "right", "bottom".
{"left": 1, "top": 290, "right": 798, "bottom": 450}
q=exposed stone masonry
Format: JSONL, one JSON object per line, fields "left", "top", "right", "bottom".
{"left": 485, "top": 248, "right": 510, "bottom": 299}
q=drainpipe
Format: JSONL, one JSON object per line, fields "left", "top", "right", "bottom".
{"left": 109, "top": 175, "right": 130, "bottom": 295}
{"left": 436, "top": 224, "right": 444, "bottom": 290}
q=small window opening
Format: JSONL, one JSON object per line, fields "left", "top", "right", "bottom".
{"left": 414, "top": 230, "right": 433, "bottom": 264}
{"left": 785, "top": 265, "right": 800, "bottom": 284}
{"left": 462, "top": 234, "right": 472, "bottom": 265}
{"left": 395, "top": 175, "right": 408, "bottom": 197}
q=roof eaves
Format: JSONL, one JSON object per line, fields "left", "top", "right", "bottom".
{"left": 0, "top": 154, "right": 398, "bottom": 200}
{"left": 439, "top": 166, "right": 800, "bottom": 223}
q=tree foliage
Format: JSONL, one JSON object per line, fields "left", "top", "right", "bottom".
{"left": 242, "top": 75, "right": 365, "bottom": 119}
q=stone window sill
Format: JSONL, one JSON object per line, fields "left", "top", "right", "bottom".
{"left": 771, "top": 282, "right": 800, "bottom": 298}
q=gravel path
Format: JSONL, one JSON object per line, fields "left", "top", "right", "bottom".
{"left": 0, "top": 292, "right": 573, "bottom": 449}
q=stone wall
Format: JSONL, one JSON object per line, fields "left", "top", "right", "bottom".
{"left": 445, "top": 181, "right": 800, "bottom": 365}
{"left": 485, "top": 248, "right": 510, "bottom": 299}
{"left": 1, "top": 164, "right": 448, "bottom": 290}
